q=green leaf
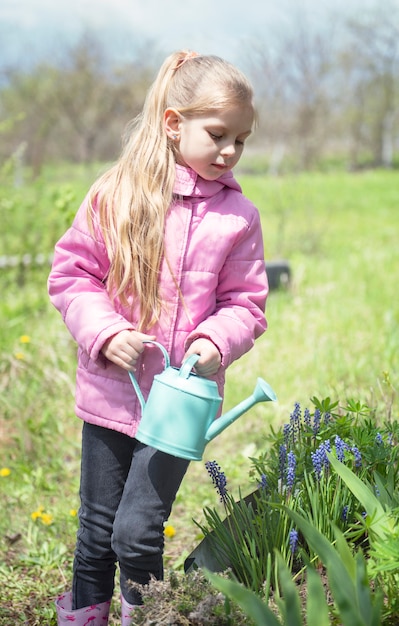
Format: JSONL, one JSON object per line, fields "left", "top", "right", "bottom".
{"left": 204, "top": 570, "right": 282, "bottom": 626}
{"left": 355, "top": 552, "right": 374, "bottom": 625}
{"left": 334, "top": 528, "right": 356, "bottom": 580}
{"left": 284, "top": 509, "right": 365, "bottom": 626}
{"left": 310, "top": 396, "right": 339, "bottom": 415}
{"left": 306, "top": 565, "right": 331, "bottom": 626}
{"left": 328, "top": 454, "right": 394, "bottom": 539}
{"left": 275, "top": 554, "right": 303, "bottom": 626}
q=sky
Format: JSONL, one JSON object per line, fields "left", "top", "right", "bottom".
{"left": 0, "top": 0, "right": 392, "bottom": 69}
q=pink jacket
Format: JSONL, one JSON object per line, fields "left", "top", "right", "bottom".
{"left": 48, "top": 165, "right": 268, "bottom": 437}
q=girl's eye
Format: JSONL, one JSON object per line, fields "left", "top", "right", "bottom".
{"left": 236, "top": 139, "right": 245, "bottom": 146}
{"left": 209, "top": 132, "right": 222, "bottom": 141}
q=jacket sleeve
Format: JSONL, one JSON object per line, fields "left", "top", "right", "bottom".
{"left": 186, "top": 206, "right": 268, "bottom": 368}
{"left": 47, "top": 198, "right": 134, "bottom": 361}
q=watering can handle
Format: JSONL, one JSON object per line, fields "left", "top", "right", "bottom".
{"left": 141, "top": 339, "right": 170, "bottom": 367}
{"left": 179, "top": 353, "right": 200, "bottom": 379}
{"left": 128, "top": 340, "right": 171, "bottom": 410}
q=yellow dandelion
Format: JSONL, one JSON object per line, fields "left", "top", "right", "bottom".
{"left": 69, "top": 509, "right": 78, "bottom": 517}
{"left": 0, "top": 467, "right": 11, "bottom": 477}
{"left": 14, "top": 352, "right": 25, "bottom": 360}
{"left": 19, "top": 335, "right": 31, "bottom": 344}
{"left": 41, "top": 513, "right": 54, "bottom": 526}
{"left": 164, "top": 524, "right": 176, "bottom": 538}
{"left": 31, "top": 506, "right": 45, "bottom": 521}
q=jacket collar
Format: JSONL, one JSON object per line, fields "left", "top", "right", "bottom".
{"left": 173, "top": 164, "right": 242, "bottom": 198}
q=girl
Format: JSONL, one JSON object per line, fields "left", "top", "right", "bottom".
{"left": 49, "top": 50, "right": 268, "bottom": 626}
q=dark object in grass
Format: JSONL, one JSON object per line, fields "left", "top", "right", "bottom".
{"left": 266, "top": 260, "right": 291, "bottom": 290}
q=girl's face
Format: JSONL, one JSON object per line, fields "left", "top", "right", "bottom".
{"left": 165, "top": 103, "right": 254, "bottom": 181}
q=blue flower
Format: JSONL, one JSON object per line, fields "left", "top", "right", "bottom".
{"left": 311, "top": 448, "right": 323, "bottom": 480}
{"left": 258, "top": 473, "right": 267, "bottom": 490}
{"left": 334, "top": 435, "right": 348, "bottom": 462}
{"left": 279, "top": 444, "right": 287, "bottom": 483}
{"left": 323, "top": 439, "right": 331, "bottom": 458}
{"left": 289, "top": 402, "right": 301, "bottom": 444}
{"left": 304, "top": 408, "right": 311, "bottom": 427}
{"left": 205, "top": 460, "right": 228, "bottom": 503}
{"left": 313, "top": 409, "right": 321, "bottom": 436}
{"left": 286, "top": 451, "right": 296, "bottom": 490}
{"left": 283, "top": 423, "right": 291, "bottom": 447}
{"left": 311, "top": 441, "right": 331, "bottom": 479}
{"left": 342, "top": 505, "right": 349, "bottom": 522}
{"left": 375, "top": 432, "right": 383, "bottom": 445}
{"left": 289, "top": 528, "right": 299, "bottom": 554}
{"left": 351, "top": 446, "right": 362, "bottom": 468}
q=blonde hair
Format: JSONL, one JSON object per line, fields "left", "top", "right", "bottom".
{"left": 88, "top": 51, "right": 255, "bottom": 331}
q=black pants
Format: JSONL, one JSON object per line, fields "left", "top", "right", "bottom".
{"left": 72, "top": 422, "right": 189, "bottom": 609}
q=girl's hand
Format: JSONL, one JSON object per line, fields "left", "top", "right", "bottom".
{"left": 183, "top": 338, "right": 222, "bottom": 377}
{"left": 101, "top": 331, "right": 156, "bottom": 371}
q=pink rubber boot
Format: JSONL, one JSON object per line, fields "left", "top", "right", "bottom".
{"left": 55, "top": 591, "right": 111, "bottom": 625}
{"left": 121, "top": 594, "right": 138, "bottom": 626}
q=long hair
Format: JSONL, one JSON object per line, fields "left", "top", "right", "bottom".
{"left": 88, "top": 51, "right": 254, "bottom": 331}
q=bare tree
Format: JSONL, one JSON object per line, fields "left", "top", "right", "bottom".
{"left": 50, "top": 32, "right": 152, "bottom": 163}
{"left": 248, "top": 15, "right": 337, "bottom": 171}
{"left": 2, "top": 10, "right": 398, "bottom": 174}
{"left": 341, "top": 3, "right": 399, "bottom": 168}
{"left": 0, "top": 30, "right": 157, "bottom": 175}
{"left": 0, "top": 63, "right": 61, "bottom": 176}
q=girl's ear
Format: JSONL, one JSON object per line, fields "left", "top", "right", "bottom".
{"left": 164, "top": 108, "right": 182, "bottom": 139}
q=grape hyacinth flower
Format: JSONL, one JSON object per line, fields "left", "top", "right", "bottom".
{"left": 304, "top": 407, "right": 311, "bottom": 428}
{"left": 258, "top": 473, "right": 267, "bottom": 490}
{"left": 323, "top": 439, "right": 331, "bottom": 458}
{"left": 279, "top": 444, "right": 287, "bottom": 484}
{"left": 289, "top": 402, "right": 301, "bottom": 445}
{"left": 205, "top": 460, "right": 228, "bottom": 503}
{"left": 313, "top": 409, "right": 321, "bottom": 436}
{"left": 311, "top": 441, "right": 331, "bottom": 480}
{"left": 375, "top": 432, "right": 383, "bottom": 445}
{"left": 351, "top": 446, "right": 362, "bottom": 468}
{"left": 334, "top": 435, "right": 348, "bottom": 462}
{"left": 283, "top": 423, "right": 291, "bottom": 448}
{"left": 286, "top": 451, "right": 296, "bottom": 491}
{"left": 311, "top": 448, "right": 323, "bottom": 481}
{"left": 321, "top": 441, "right": 331, "bottom": 468}
{"left": 289, "top": 528, "right": 299, "bottom": 555}
{"left": 342, "top": 505, "right": 349, "bottom": 522}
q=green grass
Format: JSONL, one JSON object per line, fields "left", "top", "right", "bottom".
{"left": 1, "top": 166, "right": 398, "bottom": 624}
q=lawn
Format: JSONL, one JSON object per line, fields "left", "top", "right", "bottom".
{"left": 0, "top": 167, "right": 398, "bottom": 624}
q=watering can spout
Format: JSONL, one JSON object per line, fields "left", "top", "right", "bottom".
{"left": 205, "top": 378, "right": 277, "bottom": 443}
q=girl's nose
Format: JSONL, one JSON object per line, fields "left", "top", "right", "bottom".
{"left": 220, "top": 142, "right": 236, "bottom": 157}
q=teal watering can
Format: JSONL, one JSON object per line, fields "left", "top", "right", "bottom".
{"left": 129, "top": 341, "right": 277, "bottom": 461}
